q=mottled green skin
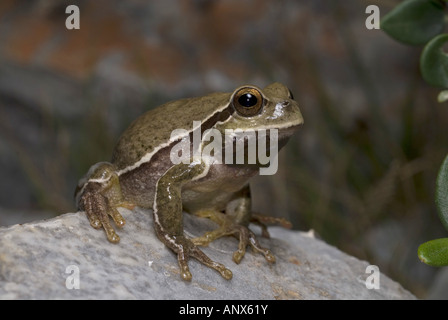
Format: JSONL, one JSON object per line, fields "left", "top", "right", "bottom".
{"left": 75, "top": 82, "right": 303, "bottom": 281}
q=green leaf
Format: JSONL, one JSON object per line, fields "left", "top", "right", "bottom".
{"left": 381, "top": 0, "right": 445, "bottom": 46}
{"left": 418, "top": 238, "right": 448, "bottom": 266}
{"left": 420, "top": 34, "right": 448, "bottom": 88}
{"left": 436, "top": 154, "right": 448, "bottom": 231}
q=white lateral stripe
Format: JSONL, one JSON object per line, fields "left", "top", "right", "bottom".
{"left": 116, "top": 104, "right": 231, "bottom": 176}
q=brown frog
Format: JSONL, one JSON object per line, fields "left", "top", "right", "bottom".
{"left": 75, "top": 82, "right": 303, "bottom": 281}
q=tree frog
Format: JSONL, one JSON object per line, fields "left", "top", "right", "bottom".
{"left": 75, "top": 82, "right": 303, "bottom": 281}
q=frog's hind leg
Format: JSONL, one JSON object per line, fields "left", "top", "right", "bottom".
{"left": 191, "top": 209, "right": 275, "bottom": 264}
{"left": 191, "top": 185, "right": 276, "bottom": 264}
{"left": 250, "top": 213, "right": 292, "bottom": 238}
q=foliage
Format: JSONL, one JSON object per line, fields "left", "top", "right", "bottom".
{"left": 381, "top": 0, "right": 445, "bottom": 45}
{"left": 382, "top": 0, "right": 448, "bottom": 266}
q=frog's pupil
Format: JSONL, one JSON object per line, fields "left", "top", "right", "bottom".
{"left": 238, "top": 93, "right": 257, "bottom": 108}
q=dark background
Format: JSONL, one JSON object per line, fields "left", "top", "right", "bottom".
{"left": 0, "top": 0, "right": 447, "bottom": 298}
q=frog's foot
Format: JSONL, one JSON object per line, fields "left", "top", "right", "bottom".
{"left": 76, "top": 162, "right": 129, "bottom": 243}
{"left": 250, "top": 213, "right": 292, "bottom": 238}
{"left": 192, "top": 222, "right": 275, "bottom": 264}
{"left": 162, "top": 234, "right": 233, "bottom": 281}
{"left": 81, "top": 190, "right": 126, "bottom": 243}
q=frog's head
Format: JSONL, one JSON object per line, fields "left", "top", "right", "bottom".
{"left": 216, "top": 82, "right": 303, "bottom": 148}
{"left": 200, "top": 83, "right": 303, "bottom": 175}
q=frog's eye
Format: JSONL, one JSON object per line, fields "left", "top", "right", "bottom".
{"left": 232, "top": 87, "right": 264, "bottom": 117}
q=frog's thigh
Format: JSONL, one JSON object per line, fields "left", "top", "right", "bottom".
{"left": 153, "top": 162, "right": 232, "bottom": 281}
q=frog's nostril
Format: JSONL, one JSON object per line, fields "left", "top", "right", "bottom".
{"left": 282, "top": 100, "right": 290, "bottom": 107}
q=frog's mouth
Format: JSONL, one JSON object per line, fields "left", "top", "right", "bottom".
{"left": 277, "top": 123, "right": 302, "bottom": 148}
{"left": 216, "top": 125, "right": 300, "bottom": 165}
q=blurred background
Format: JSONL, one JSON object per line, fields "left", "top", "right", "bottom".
{"left": 0, "top": 0, "right": 447, "bottom": 298}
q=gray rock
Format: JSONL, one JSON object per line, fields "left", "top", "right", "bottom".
{"left": 427, "top": 268, "right": 448, "bottom": 300}
{"left": 0, "top": 207, "right": 415, "bottom": 299}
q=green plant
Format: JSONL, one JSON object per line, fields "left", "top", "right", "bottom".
{"left": 418, "top": 155, "right": 448, "bottom": 266}
{"left": 382, "top": 0, "right": 448, "bottom": 266}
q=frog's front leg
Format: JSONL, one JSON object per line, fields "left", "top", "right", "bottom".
{"left": 154, "top": 162, "right": 233, "bottom": 281}
{"left": 191, "top": 185, "right": 276, "bottom": 264}
{"left": 76, "top": 162, "right": 134, "bottom": 243}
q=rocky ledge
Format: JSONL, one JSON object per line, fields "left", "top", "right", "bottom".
{"left": 0, "top": 207, "right": 415, "bottom": 299}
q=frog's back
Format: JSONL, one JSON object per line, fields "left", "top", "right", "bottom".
{"left": 112, "top": 92, "right": 231, "bottom": 171}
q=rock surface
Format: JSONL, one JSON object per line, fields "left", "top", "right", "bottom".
{"left": 0, "top": 207, "right": 415, "bottom": 299}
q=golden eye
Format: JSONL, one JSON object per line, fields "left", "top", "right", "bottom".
{"left": 232, "top": 87, "right": 264, "bottom": 117}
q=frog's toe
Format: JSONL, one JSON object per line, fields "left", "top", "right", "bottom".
{"left": 104, "top": 226, "right": 120, "bottom": 243}
{"left": 193, "top": 223, "right": 275, "bottom": 264}
{"left": 109, "top": 207, "right": 126, "bottom": 228}
{"left": 178, "top": 258, "right": 193, "bottom": 281}
{"left": 165, "top": 235, "right": 232, "bottom": 281}
{"left": 231, "top": 224, "right": 276, "bottom": 264}
{"left": 82, "top": 192, "right": 122, "bottom": 243}
{"left": 86, "top": 212, "right": 102, "bottom": 229}
{"left": 191, "top": 228, "right": 226, "bottom": 246}
{"left": 94, "top": 211, "right": 121, "bottom": 243}
{"left": 119, "top": 201, "right": 136, "bottom": 211}
{"left": 189, "top": 244, "right": 233, "bottom": 280}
